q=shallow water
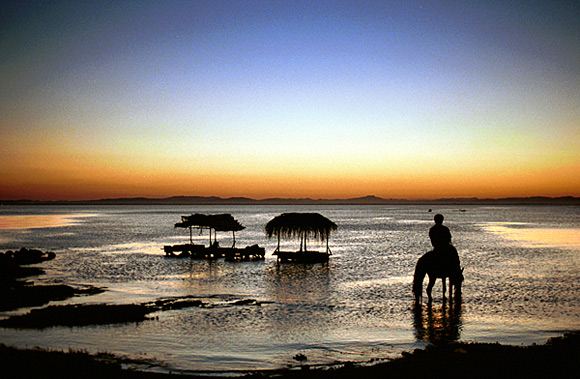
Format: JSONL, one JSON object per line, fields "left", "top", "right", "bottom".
{"left": 1, "top": 205, "right": 579, "bottom": 374}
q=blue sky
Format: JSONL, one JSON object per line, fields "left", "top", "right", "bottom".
{"left": 1, "top": 1, "right": 579, "bottom": 200}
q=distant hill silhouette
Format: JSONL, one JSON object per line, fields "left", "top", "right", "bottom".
{"left": 2, "top": 195, "right": 579, "bottom": 206}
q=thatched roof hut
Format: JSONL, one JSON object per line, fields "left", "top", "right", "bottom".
{"left": 265, "top": 213, "right": 337, "bottom": 253}
{"left": 175, "top": 213, "right": 245, "bottom": 245}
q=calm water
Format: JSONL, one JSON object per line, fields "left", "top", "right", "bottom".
{"left": 1, "top": 205, "right": 579, "bottom": 374}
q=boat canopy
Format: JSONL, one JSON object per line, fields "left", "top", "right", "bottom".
{"left": 175, "top": 213, "right": 245, "bottom": 232}
{"left": 265, "top": 213, "right": 336, "bottom": 240}
{"left": 175, "top": 213, "right": 245, "bottom": 245}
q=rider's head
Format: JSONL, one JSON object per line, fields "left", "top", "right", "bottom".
{"left": 434, "top": 214, "right": 444, "bottom": 225}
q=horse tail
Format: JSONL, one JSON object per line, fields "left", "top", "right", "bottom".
{"left": 412, "top": 255, "right": 427, "bottom": 300}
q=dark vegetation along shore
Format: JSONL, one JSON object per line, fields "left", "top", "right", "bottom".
{"left": 1, "top": 248, "right": 579, "bottom": 378}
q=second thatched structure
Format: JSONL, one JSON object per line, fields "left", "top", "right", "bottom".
{"left": 265, "top": 212, "right": 337, "bottom": 263}
{"left": 175, "top": 213, "right": 245, "bottom": 247}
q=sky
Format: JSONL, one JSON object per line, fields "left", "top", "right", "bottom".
{"left": 1, "top": 0, "right": 579, "bottom": 201}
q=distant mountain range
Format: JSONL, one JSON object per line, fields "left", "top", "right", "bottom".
{"left": 2, "top": 195, "right": 580, "bottom": 206}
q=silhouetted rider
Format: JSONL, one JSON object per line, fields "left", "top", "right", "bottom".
{"left": 429, "top": 214, "right": 459, "bottom": 268}
{"left": 429, "top": 214, "right": 451, "bottom": 248}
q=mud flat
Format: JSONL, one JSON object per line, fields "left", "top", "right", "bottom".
{"left": 1, "top": 248, "right": 104, "bottom": 312}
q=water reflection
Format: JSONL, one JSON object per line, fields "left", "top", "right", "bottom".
{"left": 266, "top": 262, "right": 331, "bottom": 304}
{"left": 0, "top": 214, "right": 96, "bottom": 230}
{"left": 413, "top": 298, "right": 463, "bottom": 344}
{"left": 179, "top": 260, "right": 237, "bottom": 295}
{"left": 481, "top": 223, "right": 580, "bottom": 249}
{"left": 264, "top": 263, "right": 333, "bottom": 343}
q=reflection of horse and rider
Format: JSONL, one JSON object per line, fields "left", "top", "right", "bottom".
{"left": 413, "top": 214, "right": 464, "bottom": 302}
{"left": 412, "top": 294, "right": 463, "bottom": 344}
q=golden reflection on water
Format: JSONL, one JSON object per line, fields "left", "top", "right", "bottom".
{"left": 413, "top": 300, "right": 463, "bottom": 344}
{"left": 482, "top": 223, "right": 580, "bottom": 249}
{"left": 0, "top": 214, "right": 96, "bottom": 230}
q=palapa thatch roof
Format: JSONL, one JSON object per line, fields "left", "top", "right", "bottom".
{"left": 265, "top": 213, "right": 337, "bottom": 242}
{"left": 175, "top": 214, "right": 245, "bottom": 232}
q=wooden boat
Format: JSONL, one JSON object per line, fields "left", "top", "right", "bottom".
{"left": 223, "top": 244, "right": 265, "bottom": 262}
{"left": 164, "top": 214, "right": 265, "bottom": 261}
{"left": 265, "top": 213, "right": 337, "bottom": 263}
{"left": 272, "top": 250, "right": 331, "bottom": 263}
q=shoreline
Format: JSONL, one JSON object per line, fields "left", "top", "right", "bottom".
{"left": 1, "top": 331, "right": 579, "bottom": 378}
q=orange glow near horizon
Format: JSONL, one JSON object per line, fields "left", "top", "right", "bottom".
{"left": 2, "top": 154, "right": 579, "bottom": 201}
{"left": 2, "top": 120, "right": 579, "bottom": 201}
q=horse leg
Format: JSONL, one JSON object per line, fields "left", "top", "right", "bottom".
{"left": 426, "top": 275, "right": 436, "bottom": 302}
{"left": 413, "top": 281, "right": 423, "bottom": 303}
{"left": 413, "top": 257, "right": 427, "bottom": 302}
{"left": 449, "top": 278, "right": 454, "bottom": 303}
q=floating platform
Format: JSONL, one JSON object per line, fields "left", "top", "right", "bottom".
{"left": 223, "top": 245, "right": 265, "bottom": 261}
{"left": 273, "top": 250, "right": 330, "bottom": 263}
{"left": 164, "top": 244, "right": 212, "bottom": 258}
{"left": 164, "top": 244, "right": 265, "bottom": 261}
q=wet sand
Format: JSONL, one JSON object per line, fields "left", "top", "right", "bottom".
{"left": 1, "top": 331, "right": 579, "bottom": 378}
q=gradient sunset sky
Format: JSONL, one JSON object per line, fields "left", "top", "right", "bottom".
{"left": 2, "top": 0, "right": 579, "bottom": 201}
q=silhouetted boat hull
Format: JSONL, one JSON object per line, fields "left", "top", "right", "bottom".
{"left": 223, "top": 245, "right": 265, "bottom": 261}
{"left": 273, "top": 250, "right": 330, "bottom": 263}
{"left": 163, "top": 244, "right": 265, "bottom": 261}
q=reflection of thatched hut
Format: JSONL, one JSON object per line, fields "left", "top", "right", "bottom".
{"left": 265, "top": 213, "right": 337, "bottom": 262}
{"left": 175, "top": 213, "right": 245, "bottom": 247}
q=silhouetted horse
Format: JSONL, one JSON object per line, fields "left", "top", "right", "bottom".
{"left": 413, "top": 246, "right": 463, "bottom": 302}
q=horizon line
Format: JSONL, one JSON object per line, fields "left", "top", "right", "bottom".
{"left": 2, "top": 194, "right": 580, "bottom": 206}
